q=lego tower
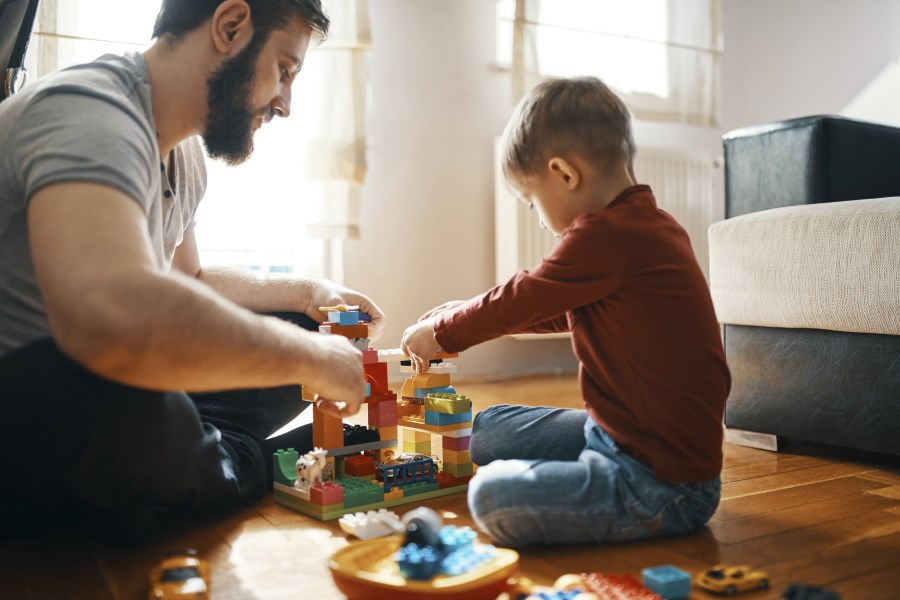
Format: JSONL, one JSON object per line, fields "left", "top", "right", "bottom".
{"left": 272, "top": 306, "right": 474, "bottom": 521}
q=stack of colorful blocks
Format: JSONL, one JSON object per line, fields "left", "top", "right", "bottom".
{"left": 271, "top": 306, "right": 476, "bottom": 521}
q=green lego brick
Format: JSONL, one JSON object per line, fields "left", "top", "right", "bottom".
{"left": 274, "top": 482, "right": 471, "bottom": 521}
{"left": 336, "top": 476, "right": 385, "bottom": 509}
{"left": 273, "top": 448, "right": 299, "bottom": 486}
{"left": 399, "top": 481, "right": 441, "bottom": 496}
{"left": 444, "top": 462, "right": 474, "bottom": 478}
{"left": 425, "top": 393, "right": 472, "bottom": 414}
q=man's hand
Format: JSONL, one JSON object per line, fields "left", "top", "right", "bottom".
{"left": 302, "top": 330, "right": 367, "bottom": 418}
{"left": 306, "top": 280, "right": 386, "bottom": 342}
{"left": 418, "top": 300, "right": 467, "bottom": 322}
{"left": 401, "top": 318, "right": 441, "bottom": 373}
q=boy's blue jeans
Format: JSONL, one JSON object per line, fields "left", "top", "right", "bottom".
{"left": 467, "top": 405, "right": 720, "bottom": 547}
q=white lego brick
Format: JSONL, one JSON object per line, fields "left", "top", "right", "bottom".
{"left": 318, "top": 325, "right": 332, "bottom": 335}
{"left": 399, "top": 363, "right": 458, "bottom": 374}
{"left": 377, "top": 348, "right": 407, "bottom": 363}
{"left": 339, "top": 509, "right": 404, "bottom": 539}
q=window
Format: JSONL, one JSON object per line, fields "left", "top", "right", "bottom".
{"left": 24, "top": 0, "right": 370, "bottom": 281}
{"left": 497, "top": 0, "right": 722, "bottom": 126}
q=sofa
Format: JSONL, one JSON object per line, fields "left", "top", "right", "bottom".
{"left": 708, "top": 115, "right": 900, "bottom": 456}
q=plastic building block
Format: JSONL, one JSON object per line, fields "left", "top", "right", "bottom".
{"left": 442, "top": 449, "right": 471, "bottom": 464}
{"left": 337, "top": 476, "right": 385, "bottom": 509}
{"left": 328, "top": 310, "right": 360, "bottom": 325}
{"left": 413, "top": 385, "right": 457, "bottom": 399}
{"left": 345, "top": 454, "right": 377, "bottom": 477}
{"left": 273, "top": 448, "right": 299, "bottom": 486}
{"left": 377, "top": 347, "right": 406, "bottom": 363}
{"left": 582, "top": 572, "right": 661, "bottom": 599}
{"left": 443, "top": 462, "right": 474, "bottom": 478}
{"left": 310, "top": 481, "right": 345, "bottom": 505}
{"left": 376, "top": 425, "right": 398, "bottom": 441}
{"left": 425, "top": 392, "right": 471, "bottom": 414}
{"left": 397, "top": 480, "right": 441, "bottom": 496}
{"left": 403, "top": 430, "right": 431, "bottom": 443}
{"left": 397, "top": 415, "right": 471, "bottom": 434}
{"left": 343, "top": 424, "right": 379, "bottom": 445}
{"left": 402, "top": 440, "right": 432, "bottom": 454}
{"left": 435, "top": 472, "right": 472, "bottom": 489}
{"left": 442, "top": 435, "right": 471, "bottom": 451}
{"left": 363, "top": 362, "right": 389, "bottom": 393}
{"left": 338, "top": 508, "right": 404, "bottom": 539}
{"left": 381, "top": 455, "right": 437, "bottom": 491}
{"left": 362, "top": 347, "right": 379, "bottom": 364}
{"left": 641, "top": 565, "right": 690, "bottom": 599}
{"left": 400, "top": 362, "right": 459, "bottom": 374}
{"left": 782, "top": 583, "right": 841, "bottom": 600}
{"left": 318, "top": 304, "right": 359, "bottom": 312}
{"left": 424, "top": 409, "right": 472, "bottom": 426}
{"left": 328, "top": 323, "right": 369, "bottom": 339}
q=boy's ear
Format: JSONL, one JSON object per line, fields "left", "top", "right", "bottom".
{"left": 547, "top": 157, "right": 580, "bottom": 191}
{"left": 210, "top": 0, "right": 252, "bottom": 56}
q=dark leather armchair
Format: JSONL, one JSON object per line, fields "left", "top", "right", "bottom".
{"left": 0, "top": 0, "right": 41, "bottom": 102}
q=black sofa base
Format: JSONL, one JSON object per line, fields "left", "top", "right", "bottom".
{"left": 724, "top": 324, "right": 900, "bottom": 456}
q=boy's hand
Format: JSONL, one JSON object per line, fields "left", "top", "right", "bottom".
{"left": 418, "top": 300, "right": 467, "bottom": 322}
{"left": 401, "top": 318, "right": 441, "bottom": 373}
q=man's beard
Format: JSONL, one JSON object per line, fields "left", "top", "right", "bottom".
{"left": 203, "top": 33, "right": 269, "bottom": 166}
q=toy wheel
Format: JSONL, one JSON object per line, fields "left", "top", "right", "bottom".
{"left": 759, "top": 579, "right": 769, "bottom": 590}
{"left": 725, "top": 585, "right": 737, "bottom": 595}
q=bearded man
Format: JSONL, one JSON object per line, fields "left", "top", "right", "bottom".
{"left": 0, "top": 0, "right": 383, "bottom": 542}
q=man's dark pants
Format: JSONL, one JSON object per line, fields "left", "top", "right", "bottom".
{"left": 0, "top": 312, "right": 317, "bottom": 542}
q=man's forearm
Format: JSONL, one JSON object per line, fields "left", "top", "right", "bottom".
{"left": 66, "top": 269, "right": 327, "bottom": 392}
{"left": 196, "top": 265, "right": 319, "bottom": 314}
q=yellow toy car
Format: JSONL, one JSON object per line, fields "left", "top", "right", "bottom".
{"left": 696, "top": 564, "right": 769, "bottom": 595}
{"left": 148, "top": 549, "right": 211, "bottom": 600}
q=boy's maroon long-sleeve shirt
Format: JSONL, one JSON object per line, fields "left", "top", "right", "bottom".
{"left": 434, "top": 185, "right": 730, "bottom": 483}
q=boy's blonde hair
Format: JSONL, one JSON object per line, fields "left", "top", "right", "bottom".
{"left": 500, "top": 76, "right": 635, "bottom": 182}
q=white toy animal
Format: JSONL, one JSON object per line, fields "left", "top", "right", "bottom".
{"left": 294, "top": 447, "right": 328, "bottom": 493}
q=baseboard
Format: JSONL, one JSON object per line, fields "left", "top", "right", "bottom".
{"left": 725, "top": 427, "right": 779, "bottom": 452}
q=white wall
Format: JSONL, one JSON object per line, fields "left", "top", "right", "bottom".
{"left": 343, "top": 0, "right": 900, "bottom": 378}
{"left": 722, "top": 0, "right": 900, "bottom": 132}
{"left": 344, "top": 0, "right": 579, "bottom": 378}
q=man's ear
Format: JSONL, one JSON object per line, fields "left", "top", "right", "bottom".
{"left": 547, "top": 157, "right": 581, "bottom": 191}
{"left": 210, "top": 0, "right": 252, "bottom": 55}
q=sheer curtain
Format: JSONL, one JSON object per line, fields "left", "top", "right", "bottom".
{"left": 22, "top": 0, "right": 370, "bottom": 282}
{"left": 498, "top": 0, "right": 722, "bottom": 126}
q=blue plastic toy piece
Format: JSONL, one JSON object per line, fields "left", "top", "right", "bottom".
{"left": 641, "top": 564, "right": 691, "bottom": 599}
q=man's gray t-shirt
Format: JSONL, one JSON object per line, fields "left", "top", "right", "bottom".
{"left": 0, "top": 51, "right": 206, "bottom": 356}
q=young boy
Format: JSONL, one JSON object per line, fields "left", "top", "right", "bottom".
{"left": 401, "top": 76, "right": 730, "bottom": 547}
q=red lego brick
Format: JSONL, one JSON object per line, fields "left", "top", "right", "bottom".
{"left": 310, "top": 481, "right": 345, "bottom": 505}
{"left": 345, "top": 454, "right": 377, "bottom": 477}
{"left": 363, "top": 362, "right": 389, "bottom": 394}
{"left": 435, "top": 472, "right": 472, "bottom": 489}
{"left": 362, "top": 347, "right": 378, "bottom": 364}
{"left": 442, "top": 435, "right": 471, "bottom": 451}
{"left": 329, "top": 324, "right": 369, "bottom": 339}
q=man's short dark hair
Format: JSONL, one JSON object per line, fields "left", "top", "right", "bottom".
{"left": 152, "top": 0, "right": 330, "bottom": 42}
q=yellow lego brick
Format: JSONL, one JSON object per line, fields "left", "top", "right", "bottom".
{"left": 402, "top": 440, "right": 432, "bottom": 454}
{"left": 383, "top": 487, "right": 403, "bottom": 501}
{"left": 400, "top": 373, "right": 453, "bottom": 398}
{"left": 425, "top": 393, "right": 471, "bottom": 415}
{"left": 402, "top": 430, "right": 431, "bottom": 443}
{"left": 377, "top": 426, "right": 398, "bottom": 442}
{"left": 442, "top": 449, "right": 471, "bottom": 464}
{"left": 377, "top": 447, "right": 398, "bottom": 463}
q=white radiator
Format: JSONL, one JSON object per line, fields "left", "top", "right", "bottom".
{"left": 495, "top": 142, "right": 718, "bottom": 286}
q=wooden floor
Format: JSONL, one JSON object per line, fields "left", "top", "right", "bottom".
{"left": 2, "top": 373, "right": 899, "bottom": 599}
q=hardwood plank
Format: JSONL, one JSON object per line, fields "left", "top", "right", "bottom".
{"left": 713, "top": 475, "right": 889, "bottom": 521}
{"left": 721, "top": 454, "right": 839, "bottom": 484}
{"left": 831, "top": 563, "right": 900, "bottom": 600}
{"left": 721, "top": 463, "right": 876, "bottom": 500}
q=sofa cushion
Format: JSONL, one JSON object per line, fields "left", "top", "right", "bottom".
{"left": 709, "top": 197, "right": 900, "bottom": 335}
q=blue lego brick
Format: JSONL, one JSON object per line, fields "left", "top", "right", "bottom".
{"left": 328, "top": 310, "right": 360, "bottom": 325}
{"left": 359, "top": 312, "right": 372, "bottom": 322}
{"left": 413, "top": 385, "right": 457, "bottom": 399}
{"left": 517, "top": 592, "right": 584, "bottom": 600}
{"left": 438, "top": 525, "right": 477, "bottom": 553}
{"left": 397, "top": 544, "right": 442, "bottom": 580}
{"left": 642, "top": 565, "right": 691, "bottom": 599}
{"left": 440, "top": 541, "right": 495, "bottom": 576}
{"left": 424, "top": 409, "right": 472, "bottom": 426}
{"left": 365, "top": 382, "right": 371, "bottom": 397}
